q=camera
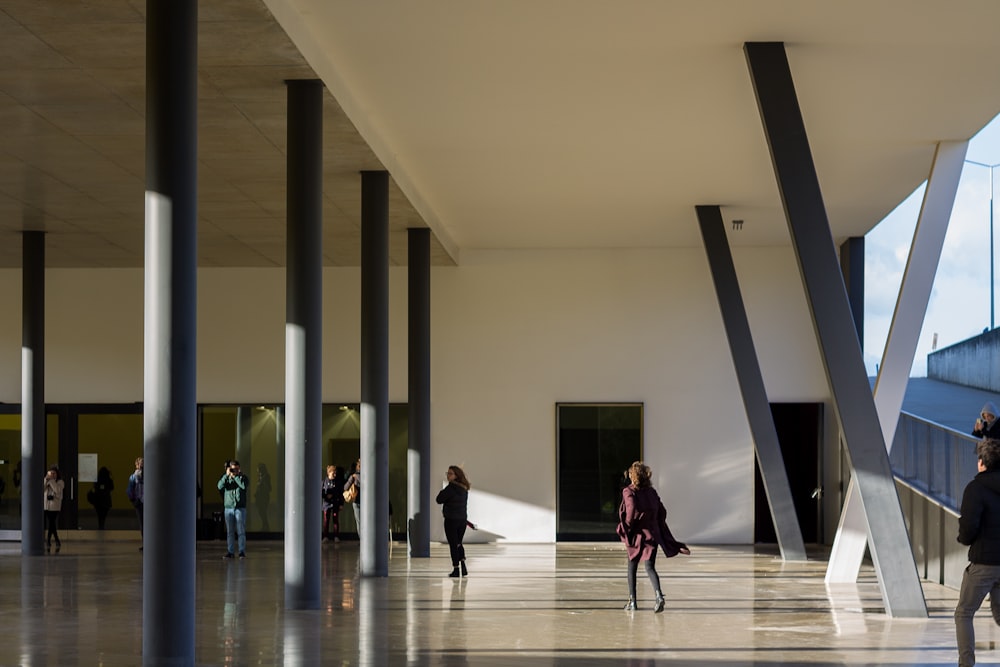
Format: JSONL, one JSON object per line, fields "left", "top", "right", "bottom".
{"left": 46, "top": 494, "right": 54, "bottom": 501}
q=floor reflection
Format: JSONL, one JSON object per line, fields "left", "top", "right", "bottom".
{"left": 0, "top": 540, "right": 986, "bottom": 665}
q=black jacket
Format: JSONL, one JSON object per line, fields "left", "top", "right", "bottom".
{"left": 435, "top": 482, "right": 468, "bottom": 521}
{"left": 958, "top": 469, "right": 1000, "bottom": 564}
{"left": 973, "top": 419, "right": 1000, "bottom": 439}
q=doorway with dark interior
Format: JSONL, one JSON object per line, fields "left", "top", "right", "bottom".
{"left": 754, "top": 402, "right": 823, "bottom": 545}
{"left": 556, "top": 403, "right": 642, "bottom": 541}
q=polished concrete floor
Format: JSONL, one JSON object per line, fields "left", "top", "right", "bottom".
{"left": 0, "top": 537, "right": 995, "bottom": 666}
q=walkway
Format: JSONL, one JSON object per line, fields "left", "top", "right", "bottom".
{"left": 0, "top": 538, "right": 988, "bottom": 666}
{"left": 899, "top": 376, "right": 1000, "bottom": 434}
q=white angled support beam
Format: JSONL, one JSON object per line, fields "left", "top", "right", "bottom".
{"left": 826, "top": 140, "right": 968, "bottom": 583}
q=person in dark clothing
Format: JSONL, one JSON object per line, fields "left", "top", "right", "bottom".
{"left": 616, "top": 461, "right": 689, "bottom": 613}
{"left": 435, "top": 465, "right": 471, "bottom": 578}
{"left": 126, "top": 457, "right": 144, "bottom": 548}
{"left": 255, "top": 463, "right": 271, "bottom": 532}
{"left": 973, "top": 402, "right": 1000, "bottom": 439}
{"left": 87, "top": 466, "right": 114, "bottom": 530}
{"left": 322, "top": 465, "right": 344, "bottom": 542}
{"left": 343, "top": 460, "right": 361, "bottom": 537}
{"left": 956, "top": 438, "right": 1000, "bottom": 666}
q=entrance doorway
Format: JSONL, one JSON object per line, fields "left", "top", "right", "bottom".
{"left": 0, "top": 409, "right": 59, "bottom": 533}
{"left": 754, "top": 402, "right": 823, "bottom": 544}
{"left": 556, "top": 403, "right": 642, "bottom": 541}
{"left": 55, "top": 404, "right": 144, "bottom": 531}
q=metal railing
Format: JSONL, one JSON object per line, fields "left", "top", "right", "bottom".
{"left": 890, "top": 411, "right": 978, "bottom": 510}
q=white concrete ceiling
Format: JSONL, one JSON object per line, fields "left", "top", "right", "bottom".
{"left": 0, "top": 0, "right": 448, "bottom": 267}
{"left": 3, "top": 1, "right": 1000, "bottom": 267}
{"left": 267, "top": 0, "right": 1000, "bottom": 261}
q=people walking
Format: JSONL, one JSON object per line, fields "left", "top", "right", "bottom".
{"left": 436, "top": 465, "right": 471, "bottom": 577}
{"left": 43, "top": 466, "right": 64, "bottom": 552}
{"left": 616, "top": 461, "right": 689, "bottom": 612}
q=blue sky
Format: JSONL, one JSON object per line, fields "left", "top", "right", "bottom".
{"left": 864, "top": 113, "right": 1000, "bottom": 376}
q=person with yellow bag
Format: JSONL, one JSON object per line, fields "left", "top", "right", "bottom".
{"left": 342, "top": 459, "right": 361, "bottom": 537}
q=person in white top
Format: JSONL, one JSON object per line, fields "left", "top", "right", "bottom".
{"left": 43, "top": 466, "right": 65, "bottom": 552}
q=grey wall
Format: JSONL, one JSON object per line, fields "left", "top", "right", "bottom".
{"left": 927, "top": 328, "right": 1000, "bottom": 391}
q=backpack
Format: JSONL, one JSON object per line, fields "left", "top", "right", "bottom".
{"left": 127, "top": 473, "right": 143, "bottom": 504}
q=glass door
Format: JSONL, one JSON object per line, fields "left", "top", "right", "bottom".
{"left": 0, "top": 409, "right": 61, "bottom": 534}
{"left": 73, "top": 408, "right": 144, "bottom": 530}
{"left": 556, "top": 403, "right": 642, "bottom": 541}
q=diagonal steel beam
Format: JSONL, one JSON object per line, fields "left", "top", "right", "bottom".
{"left": 744, "top": 41, "right": 926, "bottom": 617}
{"left": 826, "top": 140, "right": 968, "bottom": 583}
{"left": 697, "top": 204, "right": 808, "bottom": 561}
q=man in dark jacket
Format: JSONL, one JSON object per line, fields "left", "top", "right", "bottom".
{"left": 956, "top": 438, "right": 1000, "bottom": 667}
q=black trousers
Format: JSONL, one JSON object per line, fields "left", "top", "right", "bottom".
{"left": 323, "top": 508, "right": 339, "bottom": 539}
{"left": 44, "top": 510, "right": 60, "bottom": 545}
{"left": 443, "top": 517, "right": 467, "bottom": 566}
{"left": 627, "top": 551, "right": 661, "bottom": 600}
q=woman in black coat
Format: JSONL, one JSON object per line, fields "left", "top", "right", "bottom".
{"left": 88, "top": 466, "right": 114, "bottom": 530}
{"left": 436, "top": 465, "right": 471, "bottom": 577}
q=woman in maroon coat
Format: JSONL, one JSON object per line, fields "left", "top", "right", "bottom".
{"left": 617, "top": 461, "right": 689, "bottom": 612}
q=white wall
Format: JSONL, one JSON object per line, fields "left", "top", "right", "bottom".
{"left": 0, "top": 245, "right": 829, "bottom": 544}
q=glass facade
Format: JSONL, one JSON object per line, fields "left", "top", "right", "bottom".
{"left": 0, "top": 403, "right": 412, "bottom": 538}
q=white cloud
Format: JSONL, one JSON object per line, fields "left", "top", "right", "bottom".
{"left": 865, "top": 126, "right": 1000, "bottom": 377}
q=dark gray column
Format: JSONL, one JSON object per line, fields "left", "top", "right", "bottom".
{"left": 744, "top": 41, "right": 925, "bottom": 617}
{"left": 21, "top": 231, "right": 44, "bottom": 557}
{"left": 840, "top": 237, "right": 865, "bottom": 346}
{"left": 142, "top": 0, "right": 198, "bottom": 665}
{"left": 407, "top": 228, "right": 431, "bottom": 557}
{"left": 361, "top": 170, "right": 390, "bottom": 576}
{"left": 284, "top": 78, "right": 323, "bottom": 609}
{"left": 696, "top": 206, "right": 807, "bottom": 561}
{"left": 144, "top": 0, "right": 198, "bottom": 662}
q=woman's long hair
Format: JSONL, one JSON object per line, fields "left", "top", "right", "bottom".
{"left": 449, "top": 465, "right": 471, "bottom": 490}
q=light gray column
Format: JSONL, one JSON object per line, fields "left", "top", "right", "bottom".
{"left": 696, "top": 206, "right": 807, "bottom": 561}
{"left": 236, "top": 406, "right": 252, "bottom": 468}
{"left": 407, "top": 228, "right": 431, "bottom": 557}
{"left": 284, "top": 78, "right": 323, "bottom": 609}
{"left": 21, "top": 231, "right": 45, "bottom": 557}
{"left": 745, "top": 41, "right": 926, "bottom": 617}
{"left": 361, "top": 170, "right": 390, "bottom": 576}
{"left": 827, "top": 140, "right": 968, "bottom": 583}
{"left": 144, "top": 0, "right": 198, "bottom": 661}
